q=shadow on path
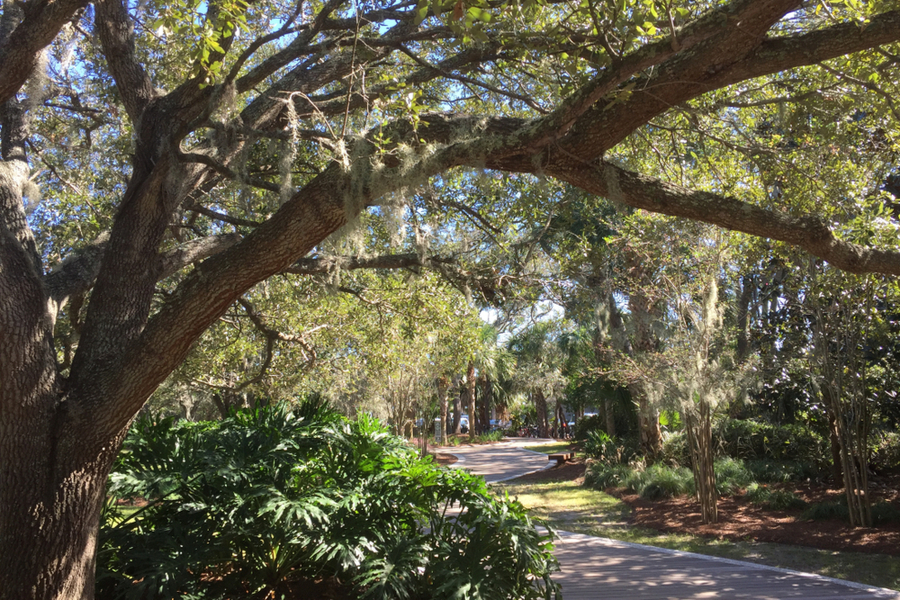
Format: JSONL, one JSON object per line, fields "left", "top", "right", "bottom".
{"left": 445, "top": 439, "right": 900, "bottom": 600}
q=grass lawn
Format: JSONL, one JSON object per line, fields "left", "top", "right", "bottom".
{"left": 522, "top": 442, "right": 578, "bottom": 455}
{"left": 500, "top": 479, "right": 900, "bottom": 592}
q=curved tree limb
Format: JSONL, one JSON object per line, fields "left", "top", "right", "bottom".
{"left": 284, "top": 252, "right": 453, "bottom": 275}
{"left": 554, "top": 159, "right": 900, "bottom": 276}
{"left": 0, "top": 0, "right": 89, "bottom": 106}
{"left": 43, "top": 232, "right": 242, "bottom": 314}
{"left": 552, "top": 7, "right": 900, "bottom": 161}
{"left": 94, "top": 0, "right": 157, "bottom": 122}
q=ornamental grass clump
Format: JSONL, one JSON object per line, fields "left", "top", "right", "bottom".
{"left": 97, "top": 400, "right": 558, "bottom": 600}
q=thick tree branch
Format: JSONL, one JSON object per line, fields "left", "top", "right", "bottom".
{"left": 513, "top": 0, "right": 801, "bottom": 153}
{"left": 283, "top": 252, "right": 453, "bottom": 275}
{"left": 84, "top": 0, "right": 900, "bottom": 434}
{"left": 186, "top": 204, "right": 262, "bottom": 228}
{"left": 0, "top": 0, "right": 89, "bottom": 106}
{"left": 158, "top": 233, "right": 243, "bottom": 280}
{"left": 556, "top": 7, "right": 900, "bottom": 161}
{"left": 554, "top": 160, "right": 900, "bottom": 276}
{"left": 234, "top": 0, "right": 346, "bottom": 93}
{"left": 94, "top": 0, "right": 157, "bottom": 123}
{"left": 43, "top": 232, "right": 242, "bottom": 311}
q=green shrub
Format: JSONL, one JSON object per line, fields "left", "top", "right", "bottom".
{"left": 583, "top": 431, "right": 636, "bottom": 465}
{"left": 574, "top": 414, "right": 607, "bottom": 441}
{"left": 644, "top": 464, "right": 694, "bottom": 499}
{"left": 659, "top": 430, "right": 689, "bottom": 466}
{"left": 584, "top": 463, "right": 631, "bottom": 490}
{"left": 472, "top": 430, "right": 504, "bottom": 443}
{"left": 800, "top": 499, "right": 900, "bottom": 525}
{"left": 586, "top": 462, "right": 695, "bottom": 500}
{"left": 714, "top": 457, "right": 755, "bottom": 496}
{"left": 744, "top": 459, "right": 817, "bottom": 483}
{"left": 98, "top": 401, "right": 559, "bottom": 600}
{"left": 870, "top": 432, "right": 900, "bottom": 474}
{"left": 624, "top": 463, "right": 694, "bottom": 500}
{"left": 715, "top": 419, "right": 828, "bottom": 469}
{"left": 871, "top": 501, "right": 900, "bottom": 525}
{"left": 745, "top": 483, "right": 807, "bottom": 510}
{"left": 802, "top": 500, "right": 850, "bottom": 521}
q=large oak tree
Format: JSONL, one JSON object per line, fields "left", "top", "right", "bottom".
{"left": 2, "top": 0, "right": 900, "bottom": 597}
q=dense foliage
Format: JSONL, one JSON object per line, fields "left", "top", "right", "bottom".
{"left": 98, "top": 402, "right": 558, "bottom": 600}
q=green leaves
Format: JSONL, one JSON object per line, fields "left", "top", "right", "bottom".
{"left": 99, "top": 401, "right": 559, "bottom": 599}
{"left": 146, "top": 0, "right": 250, "bottom": 87}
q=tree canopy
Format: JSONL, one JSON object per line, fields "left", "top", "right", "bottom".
{"left": 2, "top": 0, "right": 900, "bottom": 597}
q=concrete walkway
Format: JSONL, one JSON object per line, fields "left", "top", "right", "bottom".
{"left": 447, "top": 440, "right": 899, "bottom": 600}
{"left": 443, "top": 438, "right": 554, "bottom": 483}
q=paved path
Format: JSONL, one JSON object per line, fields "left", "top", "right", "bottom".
{"left": 446, "top": 440, "right": 899, "bottom": 600}
{"left": 443, "top": 438, "right": 553, "bottom": 483}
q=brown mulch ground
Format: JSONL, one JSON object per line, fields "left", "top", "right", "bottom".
{"left": 511, "top": 459, "right": 900, "bottom": 556}
{"left": 432, "top": 452, "right": 458, "bottom": 466}
{"left": 623, "top": 478, "right": 900, "bottom": 556}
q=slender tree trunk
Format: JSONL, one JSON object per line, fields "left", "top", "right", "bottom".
{"left": 437, "top": 376, "right": 449, "bottom": 444}
{"left": 735, "top": 274, "right": 754, "bottom": 363}
{"left": 604, "top": 395, "right": 616, "bottom": 437}
{"left": 452, "top": 385, "right": 462, "bottom": 434}
{"left": 479, "top": 374, "right": 491, "bottom": 431}
{"left": 466, "top": 361, "right": 476, "bottom": 435}
{"left": 627, "top": 261, "right": 662, "bottom": 458}
{"left": 534, "top": 389, "right": 549, "bottom": 438}
{"left": 827, "top": 408, "right": 844, "bottom": 486}
{"left": 685, "top": 399, "right": 717, "bottom": 524}
{"left": 556, "top": 400, "right": 566, "bottom": 439}
{"left": 631, "top": 382, "right": 661, "bottom": 458}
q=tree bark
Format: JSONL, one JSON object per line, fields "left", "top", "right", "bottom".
{"left": 627, "top": 259, "right": 663, "bottom": 458}
{"left": 437, "top": 376, "right": 449, "bottom": 443}
{"left": 479, "top": 374, "right": 491, "bottom": 433}
{"left": 534, "top": 389, "right": 549, "bottom": 438}
{"left": 736, "top": 275, "right": 754, "bottom": 363}
{"left": 685, "top": 399, "right": 718, "bottom": 524}
{"left": 452, "top": 384, "right": 462, "bottom": 434}
{"left": 466, "top": 361, "right": 476, "bottom": 436}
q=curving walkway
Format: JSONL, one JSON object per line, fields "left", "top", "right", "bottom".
{"left": 447, "top": 440, "right": 900, "bottom": 600}
{"left": 443, "top": 438, "right": 554, "bottom": 483}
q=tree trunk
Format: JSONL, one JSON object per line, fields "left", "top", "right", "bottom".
{"left": 0, "top": 431, "right": 123, "bottom": 600}
{"left": 627, "top": 260, "right": 662, "bottom": 458}
{"left": 735, "top": 274, "right": 754, "bottom": 363}
{"left": 437, "top": 376, "right": 449, "bottom": 444}
{"left": 466, "top": 361, "right": 476, "bottom": 436}
{"left": 479, "top": 374, "right": 491, "bottom": 432}
{"left": 556, "top": 400, "right": 566, "bottom": 439}
{"left": 684, "top": 399, "right": 717, "bottom": 524}
{"left": 452, "top": 385, "right": 462, "bottom": 434}
{"left": 827, "top": 408, "right": 844, "bottom": 486}
{"left": 604, "top": 395, "right": 616, "bottom": 437}
{"left": 534, "top": 389, "right": 549, "bottom": 438}
{"left": 631, "top": 382, "right": 662, "bottom": 458}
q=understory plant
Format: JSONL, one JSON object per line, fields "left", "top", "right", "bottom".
{"left": 583, "top": 431, "right": 636, "bottom": 465}
{"left": 97, "top": 400, "right": 558, "bottom": 599}
{"left": 584, "top": 461, "right": 693, "bottom": 500}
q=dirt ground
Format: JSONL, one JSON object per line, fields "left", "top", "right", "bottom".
{"left": 432, "top": 452, "right": 458, "bottom": 466}
{"left": 511, "top": 459, "right": 900, "bottom": 556}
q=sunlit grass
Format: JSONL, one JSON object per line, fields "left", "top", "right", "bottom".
{"left": 499, "top": 480, "right": 900, "bottom": 592}
{"left": 523, "top": 442, "right": 577, "bottom": 455}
